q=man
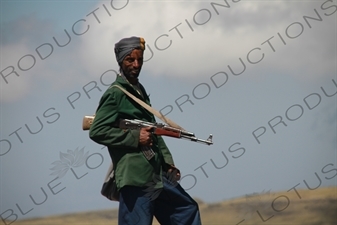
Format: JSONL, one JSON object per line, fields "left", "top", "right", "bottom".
{"left": 89, "top": 36, "right": 201, "bottom": 225}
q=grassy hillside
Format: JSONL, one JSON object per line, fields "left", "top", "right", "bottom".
{"left": 12, "top": 186, "right": 336, "bottom": 225}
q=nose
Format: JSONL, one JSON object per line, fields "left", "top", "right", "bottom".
{"left": 134, "top": 60, "right": 140, "bottom": 67}
{"left": 133, "top": 60, "right": 141, "bottom": 69}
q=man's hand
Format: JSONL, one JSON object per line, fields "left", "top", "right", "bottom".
{"left": 167, "top": 165, "right": 181, "bottom": 182}
{"left": 139, "top": 127, "right": 153, "bottom": 146}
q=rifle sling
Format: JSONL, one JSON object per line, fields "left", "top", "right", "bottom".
{"left": 110, "top": 85, "right": 184, "bottom": 130}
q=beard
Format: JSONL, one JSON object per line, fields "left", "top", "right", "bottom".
{"left": 123, "top": 67, "right": 141, "bottom": 79}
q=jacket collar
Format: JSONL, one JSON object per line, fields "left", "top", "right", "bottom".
{"left": 115, "top": 74, "right": 146, "bottom": 101}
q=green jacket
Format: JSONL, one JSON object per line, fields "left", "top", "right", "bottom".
{"left": 89, "top": 75, "right": 174, "bottom": 190}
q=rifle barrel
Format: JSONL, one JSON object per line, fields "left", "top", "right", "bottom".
{"left": 181, "top": 134, "right": 213, "bottom": 145}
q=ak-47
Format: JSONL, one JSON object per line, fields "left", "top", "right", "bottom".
{"left": 119, "top": 119, "right": 213, "bottom": 145}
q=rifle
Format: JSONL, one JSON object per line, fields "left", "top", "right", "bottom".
{"left": 119, "top": 119, "right": 213, "bottom": 146}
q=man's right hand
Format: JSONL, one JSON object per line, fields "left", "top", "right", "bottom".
{"left": 139, "top": 127, "right": 153, "bottom": 146}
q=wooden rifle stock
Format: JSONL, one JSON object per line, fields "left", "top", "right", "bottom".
{"left": 152, "top": 127, "right": 181, "bottom": 138}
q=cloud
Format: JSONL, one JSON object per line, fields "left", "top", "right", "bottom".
{"left": 0, "top": 13, "right": 58, "bottom": 103}
{"left": 0, "top": 12, "right": 98, "bottom": 103}
{"left": 0, "top": 1, "right": 335, "bottom": 103}
{"left": 0, "top": 42, "right": 34, "bottom": 103}
{"left": 78, "top": 1, "right": 335, "bottom": 81}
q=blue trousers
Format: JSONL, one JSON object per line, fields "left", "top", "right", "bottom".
{"left": 118, "top": 176, "right": 202, "bottom": 225}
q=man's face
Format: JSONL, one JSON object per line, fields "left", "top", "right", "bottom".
{"left": 121, "top": 49, "right": 144, "bottom": 78}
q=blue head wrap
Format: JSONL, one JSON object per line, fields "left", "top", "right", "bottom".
{"left": 114, "top": 36, "right": 145, "bottom": 65}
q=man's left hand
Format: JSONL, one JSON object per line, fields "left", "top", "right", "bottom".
{"left": 167, "top": 164, "right": 181, "bottom": 182}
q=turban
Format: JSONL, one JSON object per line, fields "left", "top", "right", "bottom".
{"left": 114, "top": 36, "right": 146, "bottom": 64}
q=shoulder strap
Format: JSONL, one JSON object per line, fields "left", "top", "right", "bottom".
{"left": 111, "top": 85, "right": 184, "bottom": 130}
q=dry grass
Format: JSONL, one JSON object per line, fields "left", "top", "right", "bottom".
{"left": 12, "top": 187, "right": 336, "bottom": 225}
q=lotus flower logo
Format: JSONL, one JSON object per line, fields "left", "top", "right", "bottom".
{"left": 50, "top": 147, "right": 89, "bottom": 179}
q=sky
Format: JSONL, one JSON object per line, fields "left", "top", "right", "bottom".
{"left": 0, "top": 0, "right": 336, "bottom": 224}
